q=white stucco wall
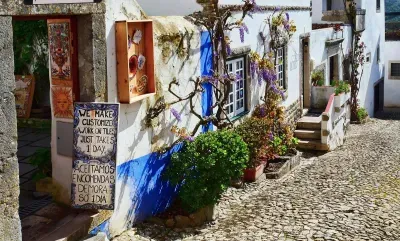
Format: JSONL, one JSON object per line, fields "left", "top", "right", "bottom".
{"left": 384, "top": 41, "right": 400, "bottom": 107}
{"left": 105, "top": 0, "right": 202, "bottom": 235}
{"left": 226, "top": 4, "right": 312, "bottom": 109}
{"left": 311, "top": 0, "right": 384, "bottom": 116}
{"left": 310, "top": 26, "right": 352, "bottom": 86}
{"left": 356, "top": 0, "right": 385, "bottom": 116}
{"left": 135, "top": 0, "right": 201, "bottom": 16}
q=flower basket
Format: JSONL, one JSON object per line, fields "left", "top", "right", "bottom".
{"left": 334, "top": 91, "right": 351, "bottom": 108}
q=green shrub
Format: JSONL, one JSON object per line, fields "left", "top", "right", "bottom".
{"left": 357, "top": 107, "right": 368, "bottom": 123}
{"left": 334, "top": 80, "right": 350, "bottom": 95}
{"left": 311, "top": 70, "right": 324, "bottom": 86}
{"left": 234, "top": 117, "right": 271, "bottom": 166}
{"left": 165, "top": 130, "right": 249, "bottom": 212}
{"left": 29, "top": 148, "right": 51, "bottom": 181}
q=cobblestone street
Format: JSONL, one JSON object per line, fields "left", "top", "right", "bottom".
{"left": 114, "top": 117, "right": 400, "bottom": 241}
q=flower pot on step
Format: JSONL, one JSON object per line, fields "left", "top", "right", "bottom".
{"left": 334, "top": 91, "right": 351, "bottom": 108}
{"left": 243, "top": 163, "right": 265, "bottom": 182}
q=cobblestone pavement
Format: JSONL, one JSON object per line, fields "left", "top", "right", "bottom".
{"left": 114, "top": 117, "right": 400, "bottom": 241}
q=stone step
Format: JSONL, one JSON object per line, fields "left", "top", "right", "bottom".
{"left": 297, "top": 139, "right": 329, "bottom": 151}
{"left": 294, "top": 129, "right": 321, "bottom": 140}
{"left": 296, "top": 116, "right": 321, "bottom": 130}
{"left": 37, "top": 210, "right": 111, "bottom": 241}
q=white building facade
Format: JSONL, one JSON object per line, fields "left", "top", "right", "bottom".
{"left": 311, "top": 0, "right": 385, "bottom": 116}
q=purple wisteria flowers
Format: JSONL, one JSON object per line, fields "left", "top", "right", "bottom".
{"left": 226, "top": 44, "right": 232, "bottom": 56}
{"left": 239, "top": 27, "right": 245, "bottom": 43}
{"left": 170, "top": 108, "right": 182, "bottom": 122}
{"left": 250, "top": 61, "right": 258, "bottom": 79}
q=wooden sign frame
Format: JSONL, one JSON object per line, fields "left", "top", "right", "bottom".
{"left": 115, "top": 20, "right": 156, "bottom": 104}
{"left": 15, "top": 75, "right": 36, "bottom": 119}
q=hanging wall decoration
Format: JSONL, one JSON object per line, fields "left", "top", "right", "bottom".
{"left": 15, "top": 75, "right": 36, "bottom": 119}
{"left": 52, "top": 86, "right": 74, "bottom": 118}
{"left": 129, "top": 55, "right": 138, "bottom": 79}
{"left": 115, "top": 20, "right": 156, "bottom": 103}
{"left": 133, "top": 29, "right": 143, "bottom": 44}
{"left": 138, "top": 54, "right": 146, "bottom": 70}
{"left": 48, "top": 19, "right": 73, "bottom": 87}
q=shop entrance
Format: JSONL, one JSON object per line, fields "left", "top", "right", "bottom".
{"left": 13, "top": 16, "right": 79, "bottom": 241}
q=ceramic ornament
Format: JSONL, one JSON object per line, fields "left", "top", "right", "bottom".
{"left": 138, "top": 54, "right": 146, "bottom": 70}
{"left": 136, "top": 75, "right": 148, "bottom": 95}
{"left": 128, "top": 35, "right": 132, "bottom": 49}
{"left": 133, "top": 29, "right": 142, "bottom": 44}
{"left": 129, "top": 55, "right": 138, "bottom": 79}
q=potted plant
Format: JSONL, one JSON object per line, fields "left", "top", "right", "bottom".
{"left": 311, "top": 70, "right": 336, "bottom": 109}
{"left": 29, "top": 148, "right": 53, "bottom": 193}
{"left": 235, "top": 117, "right": 272, "bottom": 182}
{"left": 333, "top": 80, "right": 351, "bottom": 108}
{"left": 164, "top": 130, "right": 248, "bottom": 217}
{"left": 311, "top": 70, "right": 325, "bottom": 87}
{"left": 356, "top": 106, "right": 369, "bottom": 124}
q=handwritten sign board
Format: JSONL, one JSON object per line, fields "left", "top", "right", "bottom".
{"left": 71, "top": 103, "right": 119, "bottom": 210}
{"left": 24, "top": 0, "right": 102, "bottom": 4}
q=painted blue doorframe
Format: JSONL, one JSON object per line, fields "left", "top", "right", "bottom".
{"left": 201, "top": 31, "right": 213, "bottom": 133}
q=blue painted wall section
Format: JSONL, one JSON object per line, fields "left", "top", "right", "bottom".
{"left": 201, "top": 31, "right": 214, "bottom": 133}
{"left": 90, "top": 30, "right": 210, "bottom": 237}
{"left": 89, "top": 145, "right": 182, "bottom": 237}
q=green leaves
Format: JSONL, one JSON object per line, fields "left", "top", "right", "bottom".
{"left": 164, "top": 130, "right": 249, "bottom": 213}
{"left": 13, "top": 20, "right": 49, "bottom": 105}
{"left": 29, "top": 148, "right": 51, "bottom": 182}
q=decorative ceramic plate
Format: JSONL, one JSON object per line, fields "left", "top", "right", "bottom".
{"left": 136, "top": 75, "right": 148, "bottom": 95}
{"left": 129, "top": 55, "right": 138, "bottom": 79}
{"left": 138, "top": 54, "right": 146, "bottom": 70}
{"left": 133, "top": 30, "right": 142, "bottom": 44}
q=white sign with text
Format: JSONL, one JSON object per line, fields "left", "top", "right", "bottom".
{"left": 71, "top": 103, "right": 119, "bottom": 210}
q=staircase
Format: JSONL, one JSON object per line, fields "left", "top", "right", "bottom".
{"left": 295, "top": 113, "right": 329, "bottom": 151}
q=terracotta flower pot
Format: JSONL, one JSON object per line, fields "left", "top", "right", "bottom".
{"left": 243, "top": 162, "right": 266, "bottom": 182}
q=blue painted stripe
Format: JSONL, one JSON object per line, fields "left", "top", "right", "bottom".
{"left": 89, "top": 144, "right": 183, "bottom": 237}
{"left": 200, "top": 31, "right": 213, "bottom": 133}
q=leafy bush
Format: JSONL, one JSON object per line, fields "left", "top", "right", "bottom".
{"left": 165, "top": 130, "right": 249, "bottom": 212}
{"left": 357, "top": 107, "right": 368, "bottom": 123}
{"left": 333, "top": 80, "right": 350, "bottom": 95}
{"left": 311, "top": 70, "right": 324, "bottom": 86}
{"left": 234, "top": 117, "right": 272, "bottom": 166}
{"left": 29, "top": 148, "right": 51, "bottom": 181}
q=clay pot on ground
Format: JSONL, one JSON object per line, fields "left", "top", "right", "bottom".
{"left": 243, "top": 160, "right": 267, "bottom": 182}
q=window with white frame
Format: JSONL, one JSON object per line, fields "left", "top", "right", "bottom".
{"left": 225, "top": 57, "right": 246, "bottom": 118}
{"left": 276, "top": 47, "right": 286, "bottom": 89}
{"left": 377, "top": 0, "right": 381, "bottom": 11}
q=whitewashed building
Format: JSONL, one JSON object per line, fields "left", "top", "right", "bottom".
{"left": 311, "top": 0, "right": 385, "bottom": 116}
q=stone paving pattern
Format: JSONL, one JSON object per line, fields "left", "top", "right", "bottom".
{"left": 114, "top": 117, "right": 400, "bottom": 241}
{"left": 18, "top": 128, "right": 51, "bottom": 209}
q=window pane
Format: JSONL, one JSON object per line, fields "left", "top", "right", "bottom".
{"left": 391, "top": 63, "right": 400, "bottom": 77}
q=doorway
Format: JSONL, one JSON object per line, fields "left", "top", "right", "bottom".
{"left": 329, "top": 55, "right": 339, "bottom": 85}
{"left": 301, "top": 37, "right": 311, "bottom": 110}
{"left": 13, "top": 16, "right": 79, "bottom": 241}
{"left": 374, "top": 79, "right": 384, "bottom": 113}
